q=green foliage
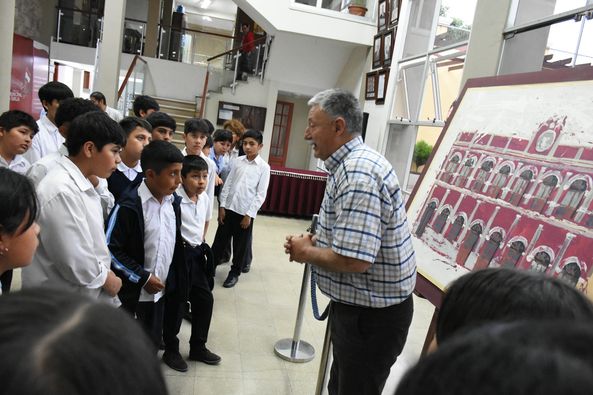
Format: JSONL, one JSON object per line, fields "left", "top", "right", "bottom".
{"left": 414, "top": 140, "right": 433, "bottom": 168}
{"left": 439, "top": 5, "right": 449, "bottom": 16}
{"left": 349, "top": 0, "right": 367, "bottom": 6}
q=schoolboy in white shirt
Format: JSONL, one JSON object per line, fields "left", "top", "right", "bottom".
{"left": 181, "top": 118, "right": 216, "bottom": 238}
{"left": 212, "top": 130, "right": 270, "bottom": 288}
{"left": 21, "top": 111, "right": 123, "bottom": 301}
{"left": 25, "top": 81, "right": 74, "bottom": 164}
{"left": 0, "top": 110, "right": 38, "bottom": 174}
{"left": 106, "top": 140, "right": 185, "bottom": 347}
{"left": 162, "top": 155, "right": 221, "bottom": 372}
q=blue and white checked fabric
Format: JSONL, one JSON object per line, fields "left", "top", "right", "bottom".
{"left": 312, "top": 136, "right": 416, "bottom": 307}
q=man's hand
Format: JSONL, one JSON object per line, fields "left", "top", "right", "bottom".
{"left": 240, "top": 215, "right": 252, "bottom": 229}
{"left": 218, "top": 207, "right": 226, "bottom": 224}
{"left": 144, "top": 275, "right": 165, "bottom": 294}
{"left": 102, "top": 270, "right": 122, "bottom": 296}
{"left": 284, "top": 234, "right": 315, "bottom": 263}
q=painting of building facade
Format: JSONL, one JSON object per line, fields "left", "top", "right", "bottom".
{"left": 407, "top": 70, "right": 593, "bottom": 294}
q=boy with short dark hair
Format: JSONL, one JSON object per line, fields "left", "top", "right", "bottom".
{"left": 27, "top": 98, "right": 99, "bottom": 186}
{"left": 26, "top": 81, "right": 74, "bottom": 163}
{"left": 107, "top": 117, "right": 152, "bottom": 202}
{"left": 182, "top": 118, "right": 216, "bottom": 238}
{"left": 212, "top": 130, "right": 270, "bottom": 288}
{"left": 146, "top": 112, "right": 176, "bottom": 142}
{"left": 21, "top": 111, "right": 124, "bottom": 302}
{"left": 162, "top": 155, "right": 221, "bottom": 372}
{"left": 106, "top": 140, "right": 185, "bottom": 347}
{"left": 210, "top": 129, "right": 233, "bottom": 194}
{"left": 0, "top": 110, "right": 39, "bottom": 174}
{"left": 133, "top": 95, "right": 160, "bottom": 118}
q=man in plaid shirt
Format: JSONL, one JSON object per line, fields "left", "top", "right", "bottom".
{"left": 285, "top": 89, "right": 416, "bottom": 395}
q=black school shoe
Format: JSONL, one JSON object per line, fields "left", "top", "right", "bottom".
{"left": 189, "top": 348, "right": 222, "bottom": 365}
{"left": 223, "top": 273, "right": 239, "bottom": 288}
{"left": 241, "top": 263, "right": 251, "bottom": 273}
{"left": 162, "top": 350, "right": 188, "bottom": 372}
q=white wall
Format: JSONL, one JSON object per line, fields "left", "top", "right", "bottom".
{"left": 126, "top": 0, "right": 149, "bottom": 21}
{"left": 278, "top": 93, "right": 311, "bottom": 169}
{"left": 141, "top": 56, "right": 208, "bottom": 101}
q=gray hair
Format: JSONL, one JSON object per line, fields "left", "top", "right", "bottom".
{"left": 308, "top": 89, "right": 363, "bottom": 135}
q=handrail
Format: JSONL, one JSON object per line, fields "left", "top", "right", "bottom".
{"left": 56, "top": 5, "right": 103, "bottom": 16}
{"left": 206, "top": 35, "right": 267, "bottom": 62}
{"left": 199, "top": 69, "right": 209, "bottom": 118}
{"left": 117, "top": 55, "right": 148, "bottom": 99}
{"left": 159, "top": 24, "right": 236, "bottom": 40}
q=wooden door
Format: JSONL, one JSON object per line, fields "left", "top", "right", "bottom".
{"left": 269, "top": 101, "right": 294, "bottom": 168}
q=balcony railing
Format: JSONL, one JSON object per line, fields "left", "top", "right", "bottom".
{"left": 56, "top": 6, "right": 103, "bottom": 47}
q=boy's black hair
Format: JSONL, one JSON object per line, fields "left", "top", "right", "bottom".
{"left": 181, "top": 155, "right": 209, "bottom": 177}
{"left": 0, "top": 168, "right": 38, "bottom": 235}
{"left": 66, "top": 112, "right": 126, "bottom": 156}
{"left": 119, "top": 116, "right": 153, "bottom": 136}
{"left": 183, "top": 118, "right": 210, "bottom": 135}
{"left": 212, "top": 129, "right": 233, "bottom": 143}
{"left": 203, "top": 119, "right": 215, "bottom": 134}
{"left": 89, "top": 91, "right": 107, "bottom": 104}
{"left": 436, "top": 268, "right": 593, "bottom": 344}
{"left": 243, "top": 129, "right": 263, "bottom": 144}
{"left": 54, "top": 98, "right": 100, "bottom": 128}
{"left": 146, "top": 111, "right": 176, "bottom": 131}
{"left": 396, "top": 321, "right": 593, "bottom": 395}
{"left": 0, "top": 288, "right": 168, "bottom": 395}
{"left": 204, "top": 135, "right": 213, "bottom": 149}
{"left": 38, "top": 81, "right": 74, "bottom": 108}
{"left": 132, "top": 95, "right": 160, "bottom": 117}
{"left": 0, "top": 110, "right": 38, "bottom": 135}
{"left": 141, "top": 140, "right": 184, "bottom": 174}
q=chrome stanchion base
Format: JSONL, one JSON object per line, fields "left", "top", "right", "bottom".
{"left": 274, "top": 339, "right": 315, "bottom": 363}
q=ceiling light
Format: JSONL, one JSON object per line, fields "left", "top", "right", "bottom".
{"left": 201, "top": 0, "right": 212, "bottom": 8}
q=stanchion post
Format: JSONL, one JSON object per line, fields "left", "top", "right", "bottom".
{"left": 315, "top": 313, "right": 332, "bottom": 395}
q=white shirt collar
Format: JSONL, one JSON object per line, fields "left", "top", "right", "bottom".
{"left": 117, "top": 161, "right": 142, "bottom": 173}
{"left": 39, "top": 115, "right": 59, "bottom": 134}
{"left": 59, "top": 156, "right": 94, "bottom": 192}
{"left": 138, "top": 180, "right": 173, "bottom": 205}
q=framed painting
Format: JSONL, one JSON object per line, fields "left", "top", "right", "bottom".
{"left": 375, "top": 68, "right": 389, "bottom": 104}
{"left": 378, "top": 0, "right": 388, "bottom": 32}
{"left": 406, "top": 67, "right": 593, "bottom": 306}
{"left": 383, "top": 29, "right": 394, "bottom": 67}
{"left": 389, "top": 0, "right": 401, "bottom": 26}
{"left": 365, "top": 71, "right": 377, "bottom": 100}
{"left": 372, "top": 34, "right": 383, "bottom": 69}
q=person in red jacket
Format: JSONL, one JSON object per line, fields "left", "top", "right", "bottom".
{"left": 238, "top": 23, "right": 255, "bottom": 79}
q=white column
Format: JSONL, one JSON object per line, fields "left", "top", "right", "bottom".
{"left": 94, "top": 0, "right": 127, "bottom": 107}
{"left": 0, "top": 0, "right": 16, "bottom": 112}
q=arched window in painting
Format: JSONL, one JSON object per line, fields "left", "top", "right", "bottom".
{"left": 558, "top": 261, "right": 581, "bottom": 287}
{"left": 555, "top": 179, "right": 587, "bottom": 220}
{"left": 446, "top": 215, "right": 464, "bottom": 242}
{"left": 474, "top": 231, "right": 503, "bottom": 271}
{"left": 500, "top": 240, "right": 526, "bottom": 268}
{"left": 416, "top": 201, "right": 437, "bottom": 237}
{"left": 508, "top": 169, "right": 534, "bottom": 205}
{"left": 455, "top": 158, "right": 475, "bottom": 188}
{"left": 530, "top": 175, "right": 558, "bottom": 213}
{"left": 455, "top": 223, "right": 483, "bottom": 267}
{"left": 433, "top": 208, "right": 451, "bottom": 234}
{"left": 441, "top": 155, "right": 461, "bottom": 183}
{"left": 488, "top": 165, "right": 511, "bottom": 199}
{"left": 471, "top": 160, "right": 494, "bottom": 193}
{"left": 530, "top": 251, "right": 551, "bottom": 273}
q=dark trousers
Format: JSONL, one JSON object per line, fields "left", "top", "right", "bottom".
{"left": 211, "top": 210, "right": 253, "bottom": 276}
{"left": 163, "top": 245, "right": 214, "bottom": 353}
{"left": 0, "top": 270, "right": 13, "bottom": 293}
{"left": 328, "top": 296, "right": 414, "bottom": 395}
{"left": 136, "top": 298, "right": 165, "bottom": 349}
{"left": 220, "top": 223, "right": 253, "bottom": 266}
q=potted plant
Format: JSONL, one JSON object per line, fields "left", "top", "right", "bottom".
{"left": 348, "top": 0, "right": 368, "bottom": 16}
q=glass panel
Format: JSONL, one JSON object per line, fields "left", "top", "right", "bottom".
{"left": 435, "top": 0, "right": 476, "bottom": 49}
{"left": 509, "top": 0, "right": 589, "bottom": 27}
{"left": 117, "top": 60, "right": 145, "bottom": 117}
{"left": 58, "top": 8, "right": 102, "bottom": 48}
{"left": 403, "top": 0, "right": 439, "bottom": 57}
{"left": 123, "top": 19, "right": 146, "bottom": 55}
{"left": 295, "top": 0, "right": 317, "bottom": 5}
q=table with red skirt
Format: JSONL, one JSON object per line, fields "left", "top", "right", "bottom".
{"left": 260, "top": 166, "right": 328, "bottom": 218}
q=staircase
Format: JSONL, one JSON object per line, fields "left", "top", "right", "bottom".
{"left": 151, "top": 96, "right": 198, "bottom": 148}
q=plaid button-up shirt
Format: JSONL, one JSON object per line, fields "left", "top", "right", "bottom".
{"left": 313, "top": 136, "right": 416, "bottom": 307}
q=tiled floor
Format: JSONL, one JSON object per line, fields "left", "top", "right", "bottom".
{"left": 162, "top": 214, "right": 435, "bottom": 395}
{"left": 11, "top": 214, "right": 434, "bottom": 395}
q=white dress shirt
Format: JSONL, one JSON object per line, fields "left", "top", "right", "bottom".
{"left": 25, "top": 115, "right": 63, "bottom": 163}
{"left": 181, "top": 146, "right": 215, "bottom": 221}
{"left": 21, "top": 156, "right": 116, "bottom": 303}
{"left": 177, "top": 185, "right": 209, "bottom": 248}
{"left": 117, "top": 161, "right": 142, "bottom": 181}
{"left": 0, "top": 154, "right": 30, "bottom": 174}
{"left": 26, "top": 144, "right": 114, "bottom": 219}
{"left": 138, "top": 181, "right": 176, "bottom": 302}
{"left": 219, "top": 155, "right": 271, "bottom": 218}
{"left": 106, "top": 106, "right": 123, "bottom": 122}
